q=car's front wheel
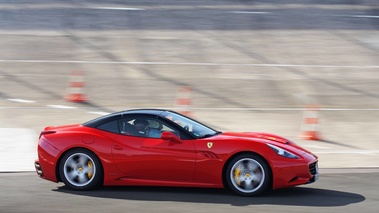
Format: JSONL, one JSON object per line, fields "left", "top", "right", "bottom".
{"left": 59, "top": 149, "right": 103, "bottom": 190}
{"left": 225, "top": 153, "right": 271, "bottom": 196}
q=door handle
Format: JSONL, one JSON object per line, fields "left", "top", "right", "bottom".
{"left": 114, "top": 144, "right": 123, "bottom": 150}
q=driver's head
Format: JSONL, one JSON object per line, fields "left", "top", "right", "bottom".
{"left": 134, "top": 119, "right": 149, "bottom": 132}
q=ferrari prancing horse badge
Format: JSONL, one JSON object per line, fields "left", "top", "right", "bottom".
{"left": 207, "top": 142, "right": 213, "bottom": 149}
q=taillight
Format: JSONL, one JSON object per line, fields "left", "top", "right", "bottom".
{"left": 39, "top": 130, "right": 56, "bottom": 139}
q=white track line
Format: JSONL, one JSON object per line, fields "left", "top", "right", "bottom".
{"left": 0, "top": 128, "right": 37, "bottom": 171}
{"left": 349, "top": 15, "right": 379, "bottom": 19}
{"left": 88, "top": 111, "right": 110, "bottom": 116}
{"left": 314, "top": 150, "right": 379, "bottom": 155}
{"left": 46, "top": 105, "right": 77, "bottom": 109}
{"left": 0, "top": 59, "right": 378, "bottom": 68}
{"left": 230, "top": 12, "right": 379, "bottom": 19}
{"left": 303, "top": 145, "right": 331, "bottom": 150}
{"left": 89, "top": 7, "right": 145, "bottom": 11}
{"left": 1, "top": 107, "right": 379, "bottom": 111}
{"left": 189, "top": 107, "right": 379, "bottom": 111}
{"left": 229, "top": 11, "right": 271, "bottom": 14}
{"left": 7, "top": 99, "right": 36, "bottom": 103}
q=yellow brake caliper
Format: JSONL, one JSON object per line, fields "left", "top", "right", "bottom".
{"left": 234, "top": 165, "right": 241, "bottom": 186}
{"left": 87, "top": 161, "right": 93, "bottom": 179}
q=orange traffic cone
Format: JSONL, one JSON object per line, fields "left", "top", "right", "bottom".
{"left": 299, "top": 105, "right": 321, "bottom": 140}
{"left": 65, "top": 70, "right": 88, "bottom": 102}
{"left": 175, "top": 86, "right": 193, "bottom": 117}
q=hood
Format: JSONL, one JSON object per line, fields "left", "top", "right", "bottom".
{"left": 220, "top": 132, "right": 289, "bottom": 144}
{"left": 219, "top": 132, "right": 316, "bottom": 156}
{"left": 218, "top": 131, "right": 315, "bottom": 157}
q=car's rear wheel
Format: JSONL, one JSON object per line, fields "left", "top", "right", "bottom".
{"left": 59, "top": 149, "right": 103, "bottom": 190}
{"left": 225, "top": 153, "right": 271, "bottom": 196}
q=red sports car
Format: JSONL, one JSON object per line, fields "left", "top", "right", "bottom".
{"left": 35, "top": 109, "right": 318, "bottom": 196}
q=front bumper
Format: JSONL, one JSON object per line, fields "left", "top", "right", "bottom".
{"left": 272, "top": 153, "right": 319, "bottom": 189}
{"left": 307, "top": 161, "right": 319, "bottom": 183}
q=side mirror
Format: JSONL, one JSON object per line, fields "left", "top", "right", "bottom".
{"left": 161, "top": 131, "right": 182, "bottom": 143}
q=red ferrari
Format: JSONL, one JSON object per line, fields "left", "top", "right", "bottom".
{"left": 35, "top": 109, "right": 318, "bottom": 196}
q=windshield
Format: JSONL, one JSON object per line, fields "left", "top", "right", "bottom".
{"left": 163, "top": 111, "right": 220, "bottom": 139}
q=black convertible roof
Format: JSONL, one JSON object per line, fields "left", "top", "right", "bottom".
{"left": 82, "top": 109, "right": 169, "bottom": 128}
{"left": 122, "top": 109, "right": 166, "bottom": 115}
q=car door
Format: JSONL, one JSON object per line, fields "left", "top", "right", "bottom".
{"left": 112, "top": 116, "right": 196, "bottom": 182}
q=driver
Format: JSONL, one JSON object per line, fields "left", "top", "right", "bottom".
{"left": 134, "top": 118, "right": 164, "bottom": 138}
{"left": 133, "top": 119, "right": 149, "bottom": 136}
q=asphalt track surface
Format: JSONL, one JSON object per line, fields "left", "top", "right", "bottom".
{"left": 0, "top": 170, "right": 378, "bottom": 213}
{"left": 1, "top": 0, "right": 379, "bottom": 212}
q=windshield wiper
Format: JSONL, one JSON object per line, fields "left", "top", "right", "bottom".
{"left": 198, "top": 131, "right": 222, "bottom": 139}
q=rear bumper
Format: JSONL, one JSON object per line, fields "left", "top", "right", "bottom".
{"left": 35, "top": 138, "right": 61, "bottom": 183}
{"left": 34, "top": 160, "right": 43, "bottom": 177}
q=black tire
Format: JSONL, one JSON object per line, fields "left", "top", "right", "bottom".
{"left": 225, "top": 153, "right": 272, "bottom": 196}
{"left": 59, "top": 148, "right": 103, "bottom": 190}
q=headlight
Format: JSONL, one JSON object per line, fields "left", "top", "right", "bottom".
{"left": 267, "top": 144, "right": 299, "bottom": 159}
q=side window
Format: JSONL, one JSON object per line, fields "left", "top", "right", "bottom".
{"left": 159, "top": 122, "right": 180, "bottom": 138}
{"left": 119, "top": 116, "right": 180, "bottom": 139}
{"left": 96, "top": 120, "right": 119, "bottom": 134}
{"left": 144, "top": 119, "right": 163, "bottom": 138}
{"left": 119, "top": 118, "right": 135, "bottom": 136}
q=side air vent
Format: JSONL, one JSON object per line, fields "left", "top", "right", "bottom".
{"left": 200, "top": 151, "right": 219, "bottom": 159}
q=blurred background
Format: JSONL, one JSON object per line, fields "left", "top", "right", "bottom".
{"left": 1, "top": 1, "right": 379, "bottom": 213}
{"left": 0, "top": 0, "right": 379, "bottom": 172}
